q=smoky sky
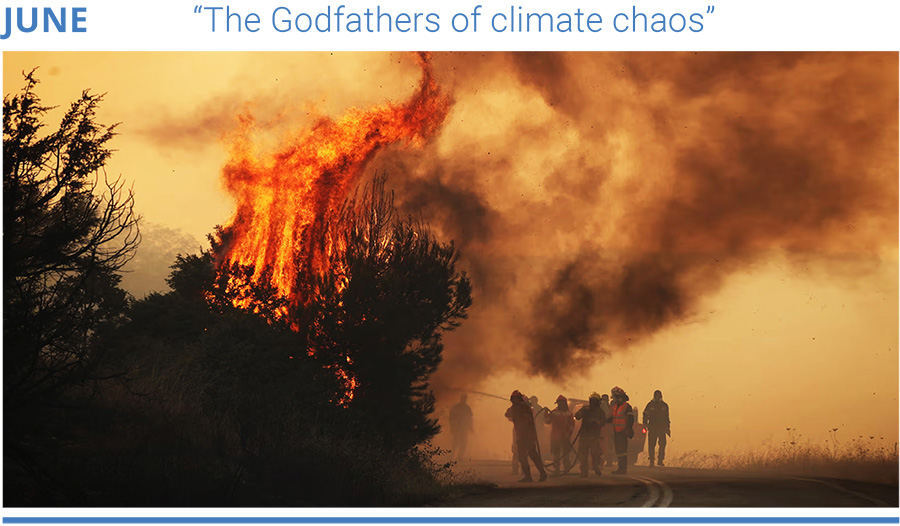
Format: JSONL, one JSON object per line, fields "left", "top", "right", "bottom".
{"left": 139, "top": 93, "right": 245, "bottom": 150}
{"left": 135, "top": 53, "right": 426, "bottom": 151}
{"left": 135, "top": 52, "right": 897, "bottom": 389}
{"left": 374, "top": 52, "right": 898, "bottom": 386}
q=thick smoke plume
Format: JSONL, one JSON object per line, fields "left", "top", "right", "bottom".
{"left": 376, "top": 52, "right": 897, "bottom": 385}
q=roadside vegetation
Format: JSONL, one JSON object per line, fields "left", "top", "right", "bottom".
{"left": 667, "top": 429, "right": 898, "bottom": 485}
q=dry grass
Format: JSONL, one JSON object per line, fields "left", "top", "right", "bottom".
{"left": 667, "top": 429, "right": 898, "bottom": 485}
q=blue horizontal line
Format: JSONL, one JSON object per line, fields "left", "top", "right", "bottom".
{"left": 2, "top": 519, "right": 898, "bottom": 524}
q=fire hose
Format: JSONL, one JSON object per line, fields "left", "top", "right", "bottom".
{"left": 526, "top": 406, "right": 596, "bottom": 476}
{"left": 466, "top": 389, "right": 509, "bottom": 401}
{"left": 534, "top": 408, "right": 600, "bottom": 475}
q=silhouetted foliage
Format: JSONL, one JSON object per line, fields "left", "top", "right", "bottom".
{"left": 82, "top": 181, "right": 469, "bottom": 505}
{"left": 3, "top": 71, "right": 139, "bottom": 428}
{"left": 309, "top": 177, "right": 472, "bottom": 449}
{"left": 3, "top": 72, "right": 467, "bottom": 506}
{"left": 149, "top": 177, "right": 472, "bottom": 452}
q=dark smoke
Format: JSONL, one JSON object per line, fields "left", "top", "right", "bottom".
{"left": 384, "top": 165, "right": 507, "bottom": 299}
{"left": 372, "top": 52, "right": 898, "bottom": 386}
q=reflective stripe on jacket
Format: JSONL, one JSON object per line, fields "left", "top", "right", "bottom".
{"left": 612, "top": 402, "right": 632, "bottom": 432}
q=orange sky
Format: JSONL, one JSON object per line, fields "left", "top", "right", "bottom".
{"left": 4, "top": 52, "right": 897, "bottom": 458}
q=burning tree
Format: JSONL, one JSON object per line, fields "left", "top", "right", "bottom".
{"left": 176, "top": 177, "right": 471, "bottom": 451}
{"left": 3, "top": 72, "right": 139, "bottom": 425}
{"left": 191, "top": 53, "right": 466, "bottom": 449}
{"left": 79, "top": 54, "right": 465, "bottom": 475}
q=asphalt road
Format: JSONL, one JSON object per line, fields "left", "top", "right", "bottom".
{"left": 444, "top": 460, "right": 899, "bottom": 507}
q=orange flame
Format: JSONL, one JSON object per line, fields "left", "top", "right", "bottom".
{"left": 218, "top": 53, "right": 449, "bottom": 309}
{"left": 332, "top": 356, "right": 359, "bottom": 407}
{"left": 215, "top": 53, "right": 450, "bottom": 405}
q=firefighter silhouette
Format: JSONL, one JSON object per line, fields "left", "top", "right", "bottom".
{"left": 449, "top": 393, "right": 474, "bottom": 462}
{"left": 643, "top": 389, "right": 670, "bottom": 467}
{"left": 505, "top": 390, "right": 548, "bottom": 482}
{"left": 574, "top": 392, "right": 606, "bottom": 477}
{"left": 545, "top": 394, "right": 575, "bottom": 474}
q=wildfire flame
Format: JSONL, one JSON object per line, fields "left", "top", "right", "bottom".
{"left": 218, "top": 52, "right": 450, "bottom": 309}
{"left": 215, "top": 53, "right": 450, "bottom": 405}
{"left": 331, "top": 356, "right": 359, "bottom": 407}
